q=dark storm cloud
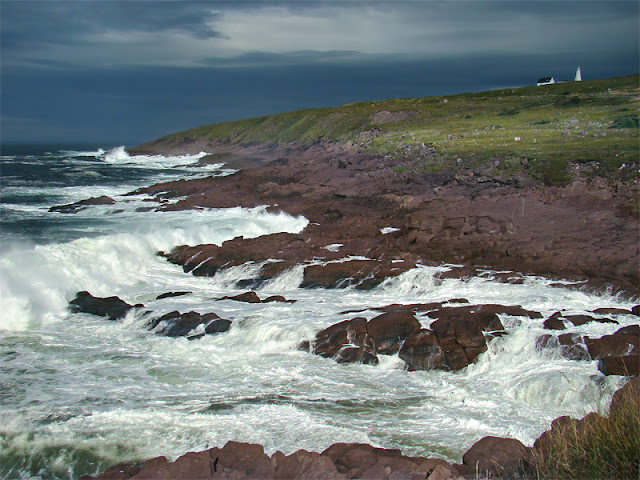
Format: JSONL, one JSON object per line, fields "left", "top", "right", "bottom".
{"left": 1, "top": 1, "right": 637, "bottom": 143}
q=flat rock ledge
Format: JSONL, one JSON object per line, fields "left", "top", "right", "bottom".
{"left": 84, "top": 378, "right": 639, "bottom": 480}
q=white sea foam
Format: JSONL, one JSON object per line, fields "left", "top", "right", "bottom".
{"left": 103, "top": 146, "right": 208, "bottom": 168}
{"left": 61, "top": 148, "right": 106, "bottom": 157}
{"left": 0, "top": 207, "right": 308, "bottom": 331}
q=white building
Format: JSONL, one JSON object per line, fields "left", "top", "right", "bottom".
{"left": 537, "top": 67, "right": 582, "bottom": 86}
{"left": 537, "top": 76, "right": 556, "bottom": 86}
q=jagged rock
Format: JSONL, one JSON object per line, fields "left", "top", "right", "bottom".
{"left": 543, "top": 312, "right": 566, "bottom": 330}
{"left": 147, "top": 311, "right": 231, "bottom": 339}
{"left": 321, "top": 443, "right": 446, "bottom": 479}
{"left": 425, "top": 306, "right": 504, "bottom": 370}
{"left": 609, "top": 376, "right": 639, "bottom": 414}
{"left": 69, "top": 291, "right": 137, "bottom": 320}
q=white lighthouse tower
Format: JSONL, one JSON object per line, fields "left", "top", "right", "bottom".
{"left": 575, "top": 66, "right": 582, "bottom": 82}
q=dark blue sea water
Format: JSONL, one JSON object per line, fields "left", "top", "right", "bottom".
{"left": 0, "top": 144, "right": 633, "bottom": 479}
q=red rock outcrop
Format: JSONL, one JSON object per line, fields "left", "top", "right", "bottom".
{"left": 306, "top": 303, "right": 511, "bottom": 371}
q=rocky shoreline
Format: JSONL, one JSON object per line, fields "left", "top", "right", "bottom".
{"left": 128, "top": 140, "right": 639, "bottom": 296}
{"left": 84, "top": 377, "right": 639, "bottom": 480}
{"left": 60, "top": 139, "right": 639, "bottom": 479}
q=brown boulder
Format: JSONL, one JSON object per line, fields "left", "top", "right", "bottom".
{"left": 462, "top": 436, "right": 529, "bottom": 477}
{"left": 398, "top": 330, "right": 446, "bottom": 371}
{"left": 428, "top": 307, "right": 502, "bottom": 370}
{"left": 367, "top": 308, "right": 422, "bottom": 355}
{"left": 543, "top": 312, "right": 566, "bottom": 330}
{"left": 598, "top": 355, "right": 639, "bottom": 376}
{"left": 312, "top": 317, "right": 378, "bottom": 365}
{"left": 221, "top": 291, "right": 262, "bottom": 303}
{"left": 320, "top": 443, "right": 441, "bottom": 479}
{"left": 272, "top": 450, "right": 345, "bottom": 480}
{"left": 585, "top": 327, "right": 639, "bottom": 359}
{"left": 609, "top": 376, "right": 639, "bottom": 415}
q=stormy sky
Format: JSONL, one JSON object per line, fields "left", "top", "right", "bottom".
{"left": 1, "top": 1, "right": 638, "bottom": 145}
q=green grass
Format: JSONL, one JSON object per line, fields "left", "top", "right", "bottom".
{"left": 156, "top": 74, "right": 640, "bottom": 186}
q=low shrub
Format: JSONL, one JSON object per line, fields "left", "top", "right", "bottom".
{"left": 527, "top": 158, "right": 572, "bottom": 186}
{"left": 529, "top": 380, "right": 640, "bottom": 479}
{"left": 610, "top": 114, "right": 639, "bottom": 129}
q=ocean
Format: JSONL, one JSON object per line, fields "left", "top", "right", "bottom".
{"left": 0, "top": 144, "right": 635, "bottom": 479}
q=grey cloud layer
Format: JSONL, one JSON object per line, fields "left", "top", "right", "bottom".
{"left": 2, "top": 1, "right": 638, "bottom": 69}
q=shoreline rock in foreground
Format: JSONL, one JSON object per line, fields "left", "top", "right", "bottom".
{"left": 84, "top": 377, "right": 639, "bottom": 480}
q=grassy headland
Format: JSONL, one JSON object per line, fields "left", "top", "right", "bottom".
{"left": 150, "top": 74, "right": 638, "bottom": 191}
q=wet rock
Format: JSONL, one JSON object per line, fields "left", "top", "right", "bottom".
{"left": 156, "top": 291, "right": 191, "bottom": 300}
{"left": 592, "top": 307, "right": 633, "bottom": 315}
{"left": 426, "top": 306, "right": 504, "bottom": 370}
{"left": 273, "top": 450, "right": 345, "bottom": 480}
{"left": 300, "top": 259, "right": 411, "bottom": 290}
{"left": 221, "top": 291, "right": 262, "bottom": 303}
{"left": 312, "top": 317, "right": 378, "bottom": 365}
{"left": 50, "top": 195, "right": 116, "bottom": 214}
{"left": 147, "top": 311, "right": 231, "bottom": 339}
{"left": 310, "top": 303, "right": 507, "bottom": 370}
{"left": 585, "top": 326, "right": 639, "bottom": 359}
{"left": 219, "top": 291, "right": 296, "bottom": 304}
{"left": 321, "top": 443, "right": 444, "bottom": 480}
{"left": 366, "top": 308, "right": 421, "bottom": 354}
{"left": 263, "top": 295, "right": 296, "bottom": 303}
{"left": 598, "top": 355, "right": 639, "bottom": 376}
{"left": 69, "top": 291, "right": 137, "bottom": 320}
{"left": 563, "top": 314, "right": 617, "bottom": 326}
{"left": 609, "top": 376, "right": 639, "bottom": 414}
{"left": 543, "top": 312, "right": 566, "bottom": 330}
{"left": 398, "top": 330, "right": 446, "bottom": 371}
{"left": 462, "top": 436, "right": 529, "bottom": 477}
